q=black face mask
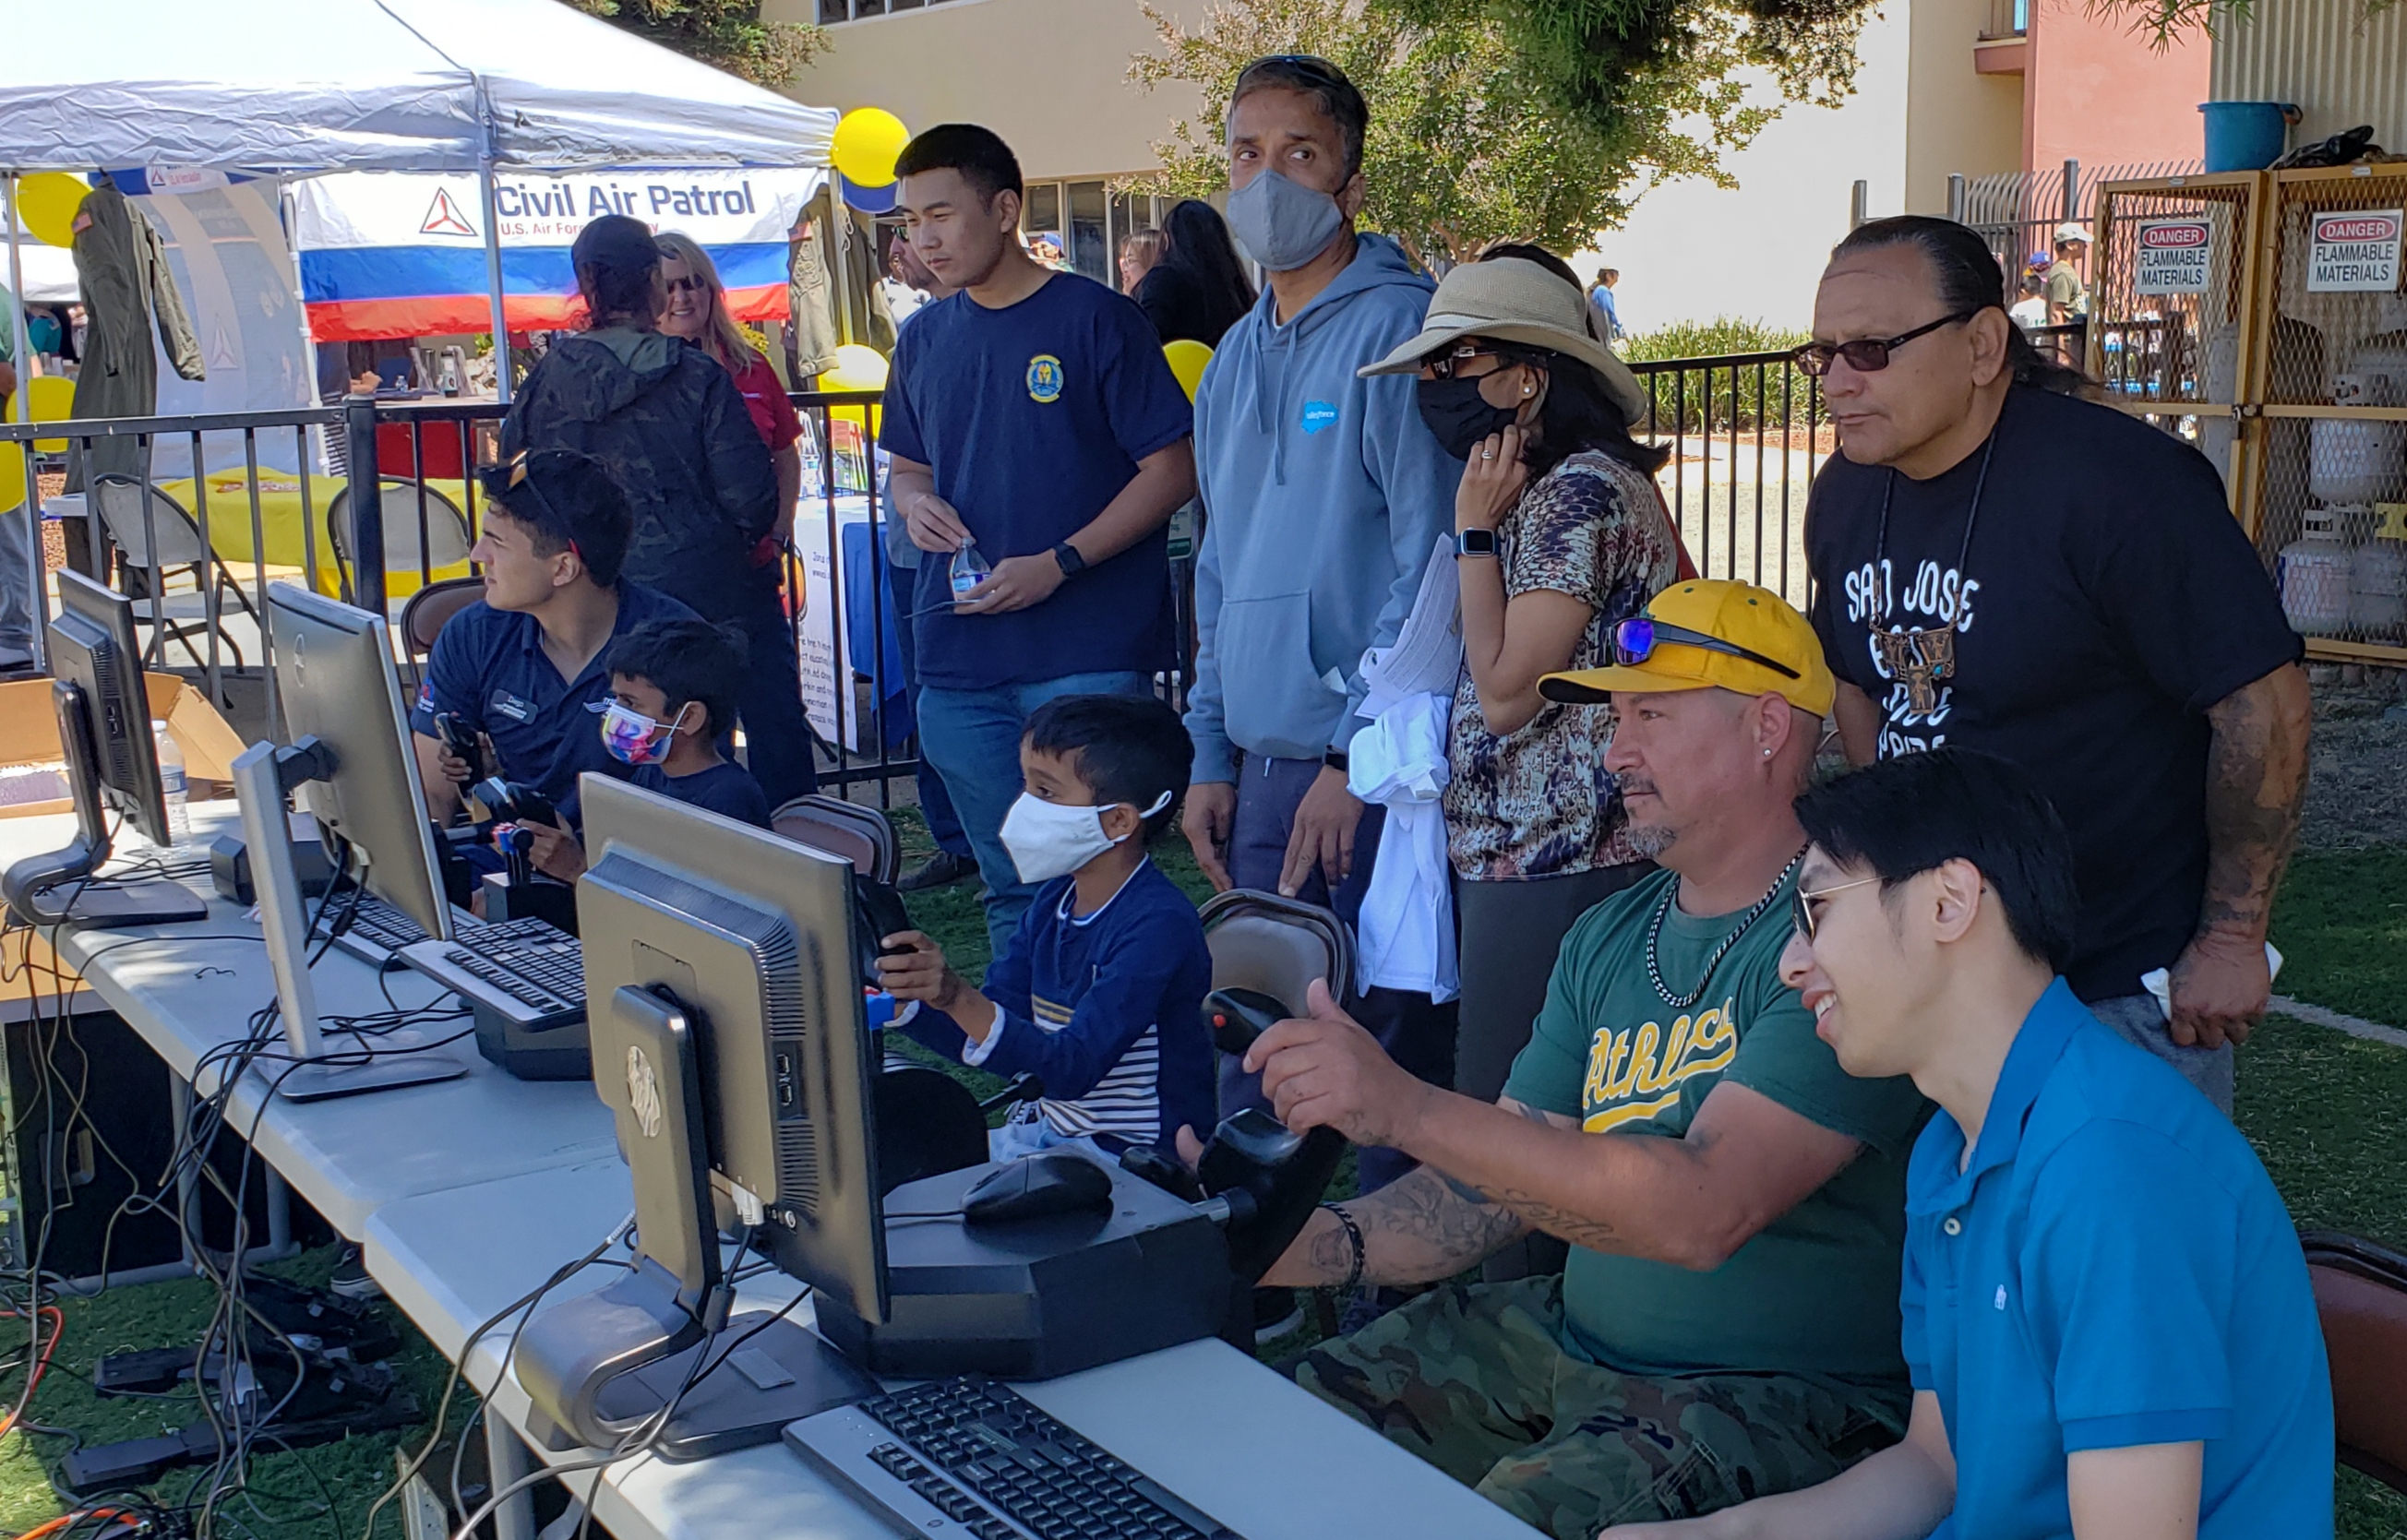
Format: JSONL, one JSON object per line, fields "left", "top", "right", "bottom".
{"left": 1417, "top": 375, "right": 1520, "bottom": 460}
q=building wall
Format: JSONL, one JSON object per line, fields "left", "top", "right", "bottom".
{"left": 1902, "top": 0, "right": 2026, "bottom": 214}
{"left": 1571, "top": 7, "right": 1913, "bottom": 334}
{"left": 772, "top": 0, "right": 1206, "bottom": 182}
{"left": 2022, "top": 0, "right": 2211, "bottom": 177}
{"left": 2209, "top": 0, "right": 2407, "bottom": 149}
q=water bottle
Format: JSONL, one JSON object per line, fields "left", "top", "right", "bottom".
{"left": 152, "top": 721, "right": 192, "bottom": 845}
{"left": 949, "top": 539, "right": 991, "bottom": 603}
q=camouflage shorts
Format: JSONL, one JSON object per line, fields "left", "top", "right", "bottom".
{"left": 1289, "top": 1276, "right": 1908, "bottom": 1540}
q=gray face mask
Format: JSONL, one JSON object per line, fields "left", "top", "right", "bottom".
{"left": 1225, "top": 168, "right": 1347, "bottom": 273}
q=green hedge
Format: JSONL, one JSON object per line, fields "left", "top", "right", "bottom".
{"left": 1619, "top": 317, "right": 1814, "bottom": 435}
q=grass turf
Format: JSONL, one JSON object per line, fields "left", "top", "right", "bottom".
{"left": 0, "top": 818, "right": 2400, "bottom": 1536}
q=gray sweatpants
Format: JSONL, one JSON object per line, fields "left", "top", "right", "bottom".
{"left": 2089, "top": 990, "right": 2235, "bottom": 1116}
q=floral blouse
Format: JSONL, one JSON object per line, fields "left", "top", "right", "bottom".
{"left": 1443, "top": 448, "right": 1680, "bottom": 881}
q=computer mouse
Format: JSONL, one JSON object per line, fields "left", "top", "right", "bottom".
{"left": 960, "top": 1152, "right": 1116, "bottom": 1225}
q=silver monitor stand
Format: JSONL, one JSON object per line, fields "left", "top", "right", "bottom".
{"left": 231, "top": 739, "right": 468, "bottom": 1102}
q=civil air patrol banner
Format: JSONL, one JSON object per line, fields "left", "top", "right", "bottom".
{"left": 290, "top": 167, "right": 826, "bottom": 340}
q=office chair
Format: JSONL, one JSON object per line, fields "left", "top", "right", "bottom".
{"left": 2304, "top": 1229, "right": 2407, "bottom": 1493}
{"left": 88, "top": 473, "right": 256, "bottom": 674}
{"left": 325, "top": 478, "right": 472, "bottom": 607}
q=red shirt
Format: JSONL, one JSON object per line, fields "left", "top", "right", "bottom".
{"left": 729, "top": 350, "right": 803, "bottom": 453}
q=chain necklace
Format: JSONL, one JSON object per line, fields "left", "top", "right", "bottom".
{"left": 1868, "top": 429, "right": 1996, "bottom": 717}
{"left": 1644, "top": 848, "right": 1807, "bottom": 1010}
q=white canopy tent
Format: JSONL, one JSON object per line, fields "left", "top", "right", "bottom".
{"left": 0, "top": 0, "right": 838, "bottom": 401}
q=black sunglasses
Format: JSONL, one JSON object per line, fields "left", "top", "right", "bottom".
{"left": 665, "top": 274, "right": 707, "bottom": 296}
{"left": 1611, "top": 616, "right": 1801, "bottom": 680}
{"left": 1790, "top": 310, "right": 1981, "bottom": 377}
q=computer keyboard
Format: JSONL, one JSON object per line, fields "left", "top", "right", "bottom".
{"left": 784, "top": 1376, "right": 1245, "bottom": 1540}
{"left": 395, "top": 918, "right": 584, "bottom": 1032}
{"left": 322, "top": 895, "right": 477, "bottom": 970}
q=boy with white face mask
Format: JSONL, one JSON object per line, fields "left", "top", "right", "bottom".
{"left": 880, "top": 695, "right": 1214, "bottom": 1164}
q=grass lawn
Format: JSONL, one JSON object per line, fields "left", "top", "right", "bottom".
{"left": 0, "top": 816, "right": 2400, "bottom": 1537}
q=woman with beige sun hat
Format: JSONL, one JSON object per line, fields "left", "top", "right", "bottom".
{"left": 1358, "top": 245, "right": 1693, "bottom": 1224}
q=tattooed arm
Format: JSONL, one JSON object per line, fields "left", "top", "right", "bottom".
{"left": 2168, "top": 662, "right": 2310, "bottom": 1051}
{"left": 1251, "top": 989, "right": 1866, "bottom": 1271}
{"left": 1263, "top": 1159, "right": 1536, "bottom": 1289}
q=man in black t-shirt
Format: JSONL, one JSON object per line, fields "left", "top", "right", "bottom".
{"left": 1798, "top": 216, "right": 2308, "bottom": 1113}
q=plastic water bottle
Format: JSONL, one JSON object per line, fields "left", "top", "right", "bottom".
{"left": 949, "top": 539, "right": 991, "bottom": 603}
{"left": 152, "top": 720, "right": 191, "bottom": 845}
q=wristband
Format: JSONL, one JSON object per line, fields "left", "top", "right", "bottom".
{"left": 1320, "top": 1202, "right": 1366, "bottom": 1294}
{"left": 1323, "top": 748, "right": 1350, "bottom": 775}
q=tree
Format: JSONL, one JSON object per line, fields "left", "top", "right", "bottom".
{"left": 1129, "top": 0, "right": 1789, "bottom": 267}
{"left": 563, "top": 0, "right": 828, "bottom": 87}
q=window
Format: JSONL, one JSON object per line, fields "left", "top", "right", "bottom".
{"left": 822, "top": 0, "right": 950, "bottom": 18}
{"left": 1021, "top": 182, "right": 1169, "bottom": 280}
{"left": 1067, "top": 181, "right": 1108, "bottom": 283}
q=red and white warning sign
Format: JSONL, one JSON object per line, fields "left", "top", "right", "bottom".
{"left": 2133, "top": 218, "right": 2212, "bottom": 295}
{"left": 2306, "top": 209, "right": 2402, "bottom": 293}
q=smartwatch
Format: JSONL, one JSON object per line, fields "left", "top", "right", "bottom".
{"left": 1323, "top": 748, "right": 1350, "bottom": 775}
{"left": 1455, "top": 529, "right": 1498, "bottom": 558}
{"left": 1052, "top": 542, "right": 1089, "bottom": 579}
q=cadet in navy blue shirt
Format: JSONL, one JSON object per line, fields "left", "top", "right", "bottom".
{"left": 881, "top": 124, "right": 1196, "bottom": 960}
{"left": 521, "top": 616, "right": 772, "bottom": 882}
{"left": 1611, "top": 748, "right": 2332, "bottom": 1540}
{"left": 411, "top": 450, "right": 698, "bottom": 830}
{"left": 880, "top": 696, "right": 1213, "bottom": 1160}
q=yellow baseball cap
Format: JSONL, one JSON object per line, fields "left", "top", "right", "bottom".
{"left": 1539, "top": 579, "right": 1836, "bottom": 717}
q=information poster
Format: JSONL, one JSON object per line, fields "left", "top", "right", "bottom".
{"left": 2134, "top": 217, "right": 2212, "bottom": 294}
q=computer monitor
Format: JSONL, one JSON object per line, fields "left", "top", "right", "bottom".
{"left": 268, "top": 584, "right": 451, "bottom": 941}
{"left": 514, "top": 774, "right": 883, "bottom": 1458}
{"left": 1, "top": 570, "right": 204, "bottom": 926}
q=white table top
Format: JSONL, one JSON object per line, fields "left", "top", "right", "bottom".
{"left": 366, "top": 1161, "right": 1543, "bottom": 1540}
{"left": 45, "top": 804, "right": 618, "bottom": 1238}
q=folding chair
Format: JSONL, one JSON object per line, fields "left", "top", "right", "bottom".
{"left": 88, "top": 473, "right": 256, "bottom": 673}
{"left": 770, "top": 794, "right": 900, "bottom": 884}
{"left": 396, "top": 575, "right": 485, "bottom": 695}
{"left": 2304, "top": 1229, "right": 2407, "bottom": 1493}
{"left": 326, "top": 478, "right": 473, "bottom": 607}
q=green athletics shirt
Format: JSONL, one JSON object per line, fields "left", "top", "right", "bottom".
{"left": 1503, "top": 864, "right": 1928, "bottom": 1384}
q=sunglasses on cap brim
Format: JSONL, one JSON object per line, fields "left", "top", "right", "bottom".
{"left": 479, "top": 452, "right": 584, "bottom": 565}
{"left": 1611, "top": 616, "right": 1801, "bottom": 680}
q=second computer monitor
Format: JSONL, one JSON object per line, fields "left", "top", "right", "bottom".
{"left": 268, "top": 583, "right": 451, "bottom": 940}
{"left": 578, "top": 775, "right": 888, "bottom": 1327}
{"left": 53, "top": 568, "right": 171, "bottom": 847}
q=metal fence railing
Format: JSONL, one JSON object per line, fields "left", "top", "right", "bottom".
{"left": 4, "top": 352, "right": 1843, "bottom": 811}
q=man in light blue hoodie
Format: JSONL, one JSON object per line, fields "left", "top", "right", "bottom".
{"left": 1181, "top": 55, "right": 1464, "bottom": 1230}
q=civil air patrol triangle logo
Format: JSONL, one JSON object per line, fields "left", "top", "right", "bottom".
{"left": 420, "top": 188, "right": 478, "bottom": 238}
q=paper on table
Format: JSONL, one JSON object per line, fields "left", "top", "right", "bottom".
{"left": 1359, "top": 535, "right": 1464, "bottom": 717}
{"left": 2138, "top": 942, "right": 2283, "bottom": 1021}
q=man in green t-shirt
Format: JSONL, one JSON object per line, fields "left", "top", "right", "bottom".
{"left": 1237, "top": 579, "right": 1929, "bottom": 1539}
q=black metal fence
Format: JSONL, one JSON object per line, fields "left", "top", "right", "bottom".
{"left": 2, "top": 355, "right": 1841, "bottom": 809}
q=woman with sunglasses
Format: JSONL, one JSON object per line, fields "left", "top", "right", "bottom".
{"left": 656, "top": 232, "right": 806, "bottom": 557}
{"left": 1359, "top": 245, "right": 1691, "bottom": 1151}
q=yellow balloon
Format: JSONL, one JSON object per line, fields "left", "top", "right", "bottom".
{"left": 1164, "top": 340, "right": 1213, "bottom": 403}
{"left": 831, "top": 109, "right": 912, "bottom": 190}
{"left": 29, "top": 375, "right": 75, "bottom": 452}
{"left": 820, "top": 342, "right": 889, "bottom": 439}
{"left": 0, "top": 396, "right": 22, "bottom": 511}
{"left": 14, "top": 173, "right": 91, "bottom": 249}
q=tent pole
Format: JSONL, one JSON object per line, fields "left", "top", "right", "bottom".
{"left": 3, "top": 173, "right": 42, "bottom": 670}
{"left": 479, "top": 158, "right": 510, "bottom": 405}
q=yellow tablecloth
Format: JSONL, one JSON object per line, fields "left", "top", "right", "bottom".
{"left": 157, "top": 474, "right": 475, "bottom": 599}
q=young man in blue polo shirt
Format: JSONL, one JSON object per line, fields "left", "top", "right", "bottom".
{"left": 410, "top": 448, "right": 698, "bottom": 830}
{"left": 882, "top": 123, "right": 1196, "bottom": 958}
{"left": 1609, "top": 747, "right": 2332, "bottom": 1540}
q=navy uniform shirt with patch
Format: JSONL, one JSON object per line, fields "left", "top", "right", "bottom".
{"left": 879, "top": 272, "right": 1193, "bottom": 692}
{"left": 408, "top": 581, "right": 698, "bottom": 825}
{"left": 1904, "top": 979, "right": 2331, "bottom": 1538}
{"left": 630, "top": 760, "right": 771, "bottom": 829}
{"left": 1805, "top": 387, "right": 2302, "bottom": 1001}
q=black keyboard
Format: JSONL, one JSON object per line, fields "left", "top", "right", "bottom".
{"left": 395, "top": 918, "right": 583, "bottom": 1031}
{"left": 323, "top": 895, "right": 478, "bottom": 970}
{"left": 784, "top": 1376, "right": 1244, "bottom": 1540}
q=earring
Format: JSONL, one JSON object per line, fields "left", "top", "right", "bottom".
{"left": 1762, "top": 747, "right": 1773, "bottom": 758}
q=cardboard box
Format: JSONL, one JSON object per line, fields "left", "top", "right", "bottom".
{"left": 0, "top": 671, "right": 247, "bottom": 820}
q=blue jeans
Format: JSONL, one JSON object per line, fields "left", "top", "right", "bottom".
{"left": 915, "top": 669, "right": 1153, "bottom": 958}
{"left": 886, "top": 554, "right": 970, "bottom": 860}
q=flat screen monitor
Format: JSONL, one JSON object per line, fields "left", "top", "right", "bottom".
{"left": 52, "top": 569, "right": 170, "bottom": 847}
{"left": 578, "top": 774, "right": 888, "bottom": 1326}
{"left": 267, "top": 583, "right": 450, "bottom": 941}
